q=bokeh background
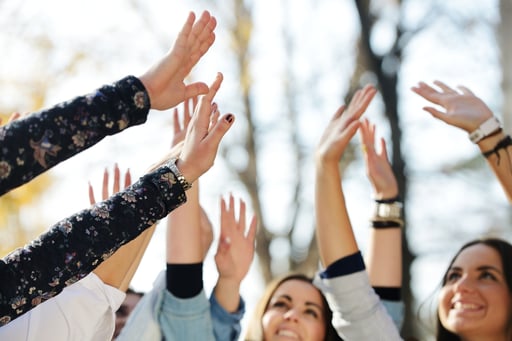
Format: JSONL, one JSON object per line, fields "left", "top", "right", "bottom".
{"left": 1, "top": 0, "right": 511, "bottom": 339}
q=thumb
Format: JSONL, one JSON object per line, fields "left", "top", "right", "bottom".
{"left": 183, "top": 82, "right": 210, "bottom": 100}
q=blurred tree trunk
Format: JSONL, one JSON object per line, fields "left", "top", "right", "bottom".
{"left": 225, "top": 0, "right": 319, "bottom": 284}
{"left": 500, "top": 0, "right": 512, "bottom": 132}
{"left": 353, "top": 0, "right": 414, "bottom": 337}
{"left": 227, "top": 0, "right": 273, "bottom": 283}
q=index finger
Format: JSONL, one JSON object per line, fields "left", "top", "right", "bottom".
{"left": 411, "top": 82, "right": 444, "bottom": 106}
{"left": 203, "top": 72, "right": 223, "bottom": 103}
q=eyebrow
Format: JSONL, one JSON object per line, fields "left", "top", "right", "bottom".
{"left": 449, "top": 265, "right": 503, "bottom": 275}
{"left": 276, "top": 294, "right": 324, "bottom": 311}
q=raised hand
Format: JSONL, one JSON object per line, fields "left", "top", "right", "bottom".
{"left": 139, "top": 11, "right": 217, "bottom": 110}
{"left": 177, "top": 73, "right": 234, "bottom": 183}
{"left": 214, "top": 195, "right": 257, "bottom": 312}
{"left": 171, "top": 97, "right": 197, "bottom": 147}
{"left": 215, "top": 195, "right": 257, "bottom": 282}
{"left": 359, "top": 119, "right": 398, "bottom": 200}
{"left": 316, "top": 84, "right": 377, "bottom": 164}
{"left": 88, "top": 163, "right": 131, "bottom": 205}
{"left": 411, "top": 80, "right": 494, "bottom": 133}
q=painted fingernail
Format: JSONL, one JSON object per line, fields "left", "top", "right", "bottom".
{"left": 225, "top": 114, "right": 233, "bottom": 123}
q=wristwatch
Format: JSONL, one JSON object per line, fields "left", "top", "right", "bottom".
{"left": 468, "top": 116, "right": 501, "bottom": 144}
{"left": 373, "top": 201, "right": 402, "bottom": 220}
{"left": 166, "top": 158, "right": 192, "bottom": 191}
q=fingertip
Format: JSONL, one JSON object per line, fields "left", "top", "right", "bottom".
{"left": 224, "top": 113, "right": 234, "bottom": 124}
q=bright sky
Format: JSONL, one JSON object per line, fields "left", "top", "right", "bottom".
{"left": 1, "top": 0, "right": 508, "bottom": 338}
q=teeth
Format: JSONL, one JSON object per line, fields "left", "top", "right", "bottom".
{"left": 453, "top": 302, "right": 479, "bottom": 310}
{"left": 278, "top": 330, "right": 299, "bottom": 338}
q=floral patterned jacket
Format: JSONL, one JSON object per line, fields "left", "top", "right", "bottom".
{"left": 0, "top": 76, "right": 187, "bottom": 326}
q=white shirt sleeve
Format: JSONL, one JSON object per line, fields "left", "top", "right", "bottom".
{"left": 0, "top": 272, "right": 126, "bottom": 341}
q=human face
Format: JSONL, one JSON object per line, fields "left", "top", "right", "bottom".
{"left": 113, "top": 292, "right": 142, "bottom": 339}
{"left": 438, "top": 243, "right": 512, "bottom": 340}
{"left": 262, "top": 279, "right": 326, "bottom": 341}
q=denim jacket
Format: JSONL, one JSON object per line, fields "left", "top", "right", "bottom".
{"left": 117, "top": 271, "right": 244, "bottom": 341}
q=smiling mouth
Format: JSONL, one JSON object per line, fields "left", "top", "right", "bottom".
{"left": 277, "top": 329, "right": 300, "bottom": 339}
{"left": 451, "top": 302, "right": 482, "bottom": 311}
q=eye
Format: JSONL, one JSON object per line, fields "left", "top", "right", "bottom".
{"left": 445, "top": 271, "right": 461, "bottom": 283}
{"left": 304, "top": 308, "right": 319, "bottom": 319}
{"left": 270, "top": 300, "right": 289, "bottom": 310}
{"left": 480, "top": 271, "right": 497, "bottom": 281}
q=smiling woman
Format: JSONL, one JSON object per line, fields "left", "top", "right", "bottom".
{"left": 436, "top": 238, "right": 512, "bottom": 341}
{"left": 245, "top": 273, "right": 342, "bottom": 341}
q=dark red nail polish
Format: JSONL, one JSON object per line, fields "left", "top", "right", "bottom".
{"left": 225, "top": 114, "right": 233, "bottom": 123}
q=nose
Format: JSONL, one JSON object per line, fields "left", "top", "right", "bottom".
{"left": 283, "top": 308, "right": 300, "bottom": 322}
{"left": 453, "top": 274, "right": 476, "bottom": 293}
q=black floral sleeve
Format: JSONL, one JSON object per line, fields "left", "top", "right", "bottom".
{"left": 0, "top": 76, "right": 150, "bottom": 196}
{"left": 0, "top": 164, "right": 187, "bottom": 326}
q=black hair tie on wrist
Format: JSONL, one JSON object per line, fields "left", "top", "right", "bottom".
{"left": 371, "top": 220, "right": 403, "bottom": 229}
{"left": 482, "top": 135, "right": 512, "bottom": 174}
{"left": 375, "top": 195, "right": 401, "bottom": 204}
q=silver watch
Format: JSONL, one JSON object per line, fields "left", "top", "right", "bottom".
{"left": 373, "top": 201, "right": 402, "bottom": 219}
{"left": 166, "top": 158, "right": 192, "bottom": 191}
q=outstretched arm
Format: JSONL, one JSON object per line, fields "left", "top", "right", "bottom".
{"left": 0, "top": 10, "right": 217, "bottom": 196}
{"left": 315, "top": 84, "right": 377, "bottom": 266}
{"left": 412, "top": 81, "right": 512, "bottom": 202}
{"left": 166, "top": 96, "right": 204, "bottom": 268}
{"left": 211, "top": 195, "right": 257, "bottom": 341}
{"left": 314, "top": 85, "right": 402, "bottom": 340}
{"left": 0, "top": 73, "right": 233, "bottom": 326}
{"left": 90, "top": 164, "right": 157, "bottom": 292}
{"left": 359, "top": 119, "right": 402, "bottom": 288}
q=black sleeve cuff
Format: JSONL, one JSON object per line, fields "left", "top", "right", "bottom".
{"left": 166, "top": 262, "right": 203, "bottom": 298}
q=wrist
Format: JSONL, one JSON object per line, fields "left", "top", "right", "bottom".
{"left": 371, "top": 199, "right": 404, "bottom": 229}
{"left": 477, "top": 130, "right": 507, "bottom": 151}
{"left": 468, "top": 116, "right": 502, "bottom": 144}
{"left": 373, "top": 193, "right": 400, "bottom": 203}
{"left": 216, "top": 276, "right": 241, "bottom": 292}
{"left": 167, "top": 158, "right": 193, "bottom": 191}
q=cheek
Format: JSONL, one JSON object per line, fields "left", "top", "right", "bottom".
{"left": 262, "top": 310, "right": 279, "bottom": 336}
{"left": 437, "top": 287, "right": 452, "bottom": 322}
{"left": 488, "top": 288, "right": 512, "bottom": 319}
{"left": 304, "top": 317, "right": 327, "bottom": 340}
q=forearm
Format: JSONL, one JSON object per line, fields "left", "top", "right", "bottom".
{"left": 0, "top": 76, "right": 150, "bottom": 196}
{"left": 477, "top": 130, "right": 512, "bottom": 202}
{"left": 213, "top": 277, "right": 241, "bottom": 313}
{"left": 0, "top": 164, "right": 186, "bottom": 325}
{"left": 315, "top": 161, "right": 358, "bottom": 267}
{"left": 93, "top": 224, "right": 157, "bottom": 292}
{"left": 210, "top": 292, "right": 245, "bottom": 341}
{"left": 366, "top": 228, "right": 402, "bottom": 287}
{"left": 166, "top": 184, "right": 202, "bottom": 263}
